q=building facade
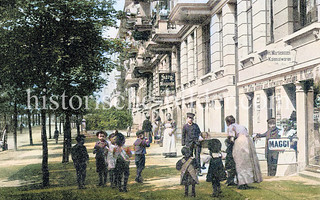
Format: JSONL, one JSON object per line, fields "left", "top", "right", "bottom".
{"left": 120, "top": 0, "right": 320, "bottom": 173}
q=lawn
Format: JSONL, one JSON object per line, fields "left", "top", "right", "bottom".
{"left": 1, "top": 159, "right": 320, "bottom": 200}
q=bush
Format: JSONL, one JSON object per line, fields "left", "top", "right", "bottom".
{"left": 84, "top": 107, "right": 132, "bottom": 130}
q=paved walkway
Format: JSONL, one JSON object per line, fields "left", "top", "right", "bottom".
{"left": 1, "top": 126, "right": 320, "bottom": 188}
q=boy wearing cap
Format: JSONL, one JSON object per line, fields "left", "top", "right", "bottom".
{"left": 134, "top": 130, "right": 150, "bottom": 183}
{"left": 71, "top": 135, "right": 89, "bottom": 189}
{"left": 93, "top": 131, "right": 109, "bottom": 186}
{"left": 255, "top": 118, "right": 281, "bottom": 176}
{"left": 182, "top": 112, "right": 202, "bottom": 175}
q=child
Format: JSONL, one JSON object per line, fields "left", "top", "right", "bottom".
{"left": 93, "top": 130, "right": 108, "bottom": 186}
{"left": 206, "top": 139, "right": 226, "bottom": 197}
{"left": 107, "top": 133, "right": 117, "bottom": 188}
{"left": 133, "top": 130, "right": 150, "bottom": 183}
{"left": 71, "top": 135, "right": 89, "bottom": 189}
{"left": 176, "top": 147, "right": 199, "bottom": 197}
{"left": 114, "top": 132, "right": 132, "bottom": 192}
{"left": 225, "top": 137, "right": 236, "bottom": 186}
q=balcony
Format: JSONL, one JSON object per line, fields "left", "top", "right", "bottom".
{"left": 146, "top": 41, "right": 174, "bottom": 54}
{"left": 169, "top": 1, "right": 211, "bottom": 25}
{"left": 152, "top": 20, "right": 182, "bottom": 44}
{"left": 135, "top": 16, "right": 152, "bottom": 31}
{"left": 125, "top": 72, "right": 139, "bottom": 88}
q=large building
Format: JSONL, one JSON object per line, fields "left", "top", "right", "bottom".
{"left": 119, "top": 0, "right": 320, "bottom": 173}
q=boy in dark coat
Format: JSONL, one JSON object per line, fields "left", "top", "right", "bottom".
{"left": 225, "top": 137, "right": 237, "bottom": 186}
{"left": 134, "top": 130, "right": 150, "bottom": 183}
{"left": 93, "top": 131, "right": 108, "bottom": 186}
{"left": 206, "top": 139, "right": 226, "bottom": 197}
{"left": 71, "top": 135, "right": 89, "bottom": 189}
{"left": 176, "top": 147, "right": 199, "bottom": 197}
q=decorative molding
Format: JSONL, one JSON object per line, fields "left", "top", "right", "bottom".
{"left": 240, "top": 56, "right": 254, "bottom": 68}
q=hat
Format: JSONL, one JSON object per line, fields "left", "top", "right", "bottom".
{"left": 136, "top": 130, "right": 145, "bottom": 136}
{"left": 96, "top": 130, "right": 107, "bottom": 137}
{"left": 267, "top": 118, "right": 276, "bottom": 124}
{"left": 76, "top": 135, "right": 86, "bottom": 142}
{"left": 187, "top": 112, "right": 195, "bottom": 119}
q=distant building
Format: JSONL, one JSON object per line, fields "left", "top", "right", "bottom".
{"left": 119, "top": 0, "right": 320, "bottom": 173}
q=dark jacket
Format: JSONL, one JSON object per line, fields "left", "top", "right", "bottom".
{"left": 71, "top": 144, "right": 89, "bottom": 164}
{"left": 142, "top": 119, "right": 153, "bottom": 132}
{"left": 182, "top": 123, "right": 201, "bottom": 146}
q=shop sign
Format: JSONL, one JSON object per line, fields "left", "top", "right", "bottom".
{"left": 268, "top": 139, "right": 291, "bottom": 150}
{"left": 159, "top": 73, "right": 175, "bottom": 96}
{"left": 242, "top": 68, "right": 314, "bottom": 93}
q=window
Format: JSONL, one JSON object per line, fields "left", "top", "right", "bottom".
{"left": 247, "top": 0, "right": 253, "bottom": 53}
{"left": 203, "top": 23, "right": 211, "bottom": 74}
{"left": 219, "top": 14, "right": 223, "bottom": 67}
{"left": 266, "top": 0, "right": 274, "bottom": 44}
{"left": 293, "top": 0, "right": 318, "bottom": 31}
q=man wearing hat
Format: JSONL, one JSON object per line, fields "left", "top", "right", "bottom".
{"left": 134, "top": 130, "right": 150, "bottom": 183}
{"left": 71, "top": 135, "right": 89, "bottom": 189}
{"left": 255, "top": 118, "right": 281, "bottom": 176}
{"left": 182, "top": 113, "right": 202, "bottom": 175}
{"left": 142, "top": 115, "right": 153, "bottom": 143}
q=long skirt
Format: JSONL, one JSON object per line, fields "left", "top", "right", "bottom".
{"left": 233, "top": 134, "right": 263, "bottom": 185}
{"left": 162, "top": 128, "right": 177, "bottom": 156}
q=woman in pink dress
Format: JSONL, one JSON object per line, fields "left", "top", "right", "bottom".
{"left": 225, "top": 115, "right": 262, "bottom": 189}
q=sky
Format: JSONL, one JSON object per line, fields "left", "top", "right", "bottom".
{"left": 98, "top": 0, "right": 125, "bottom": 102}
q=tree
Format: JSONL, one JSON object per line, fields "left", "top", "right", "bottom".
{"left": 1, "top": 0, "right": 125, "bottom": 187}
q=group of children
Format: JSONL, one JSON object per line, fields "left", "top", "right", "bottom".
{"left": 176, "top": 138, "right": 234, "bottom": 197}
{"left": 71, "top": 129, "right": 232, "bottom": 197}
{"left": 71, "top": 129, "right": 150, "bottom": 192}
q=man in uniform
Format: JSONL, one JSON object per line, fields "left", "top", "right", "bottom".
{"left": 255, "top": 118, "right": 281, "bottom": 176}
{"left": 182, "top": 113, "right": 202, "bottom": 176}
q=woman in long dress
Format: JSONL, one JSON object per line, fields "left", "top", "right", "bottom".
{"left": 163, "top": 113, "right": 177, "bottom": 157}
{"left": 225, "top": 115, "right": 262, "bottom": 189}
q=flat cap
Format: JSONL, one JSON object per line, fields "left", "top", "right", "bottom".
{"left": 136, "top": 130, "right": 145, "bottom": 136}
{"left": 187, "top": 112, "right": 195, "bottom": 118}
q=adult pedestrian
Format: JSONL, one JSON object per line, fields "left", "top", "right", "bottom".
{"left": 142, "top": 115, "right": 153, "bottom": 143}
{"left": 182, "top": 113, "right": 202, "bottom": 176}
{"left": 225, "top": 115, "right": 262, "bottom": 189}
{"left": 152, "top": 116, "right": 162, "bottom": 142}
{"left": 162, "top": 113, "right": 177, "bottom": 157}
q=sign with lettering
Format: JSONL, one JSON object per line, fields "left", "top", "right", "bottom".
{"left": 268, "top": 139, "right": 291, "bottom": 150}
{"left": 159, "top": 73, "right": 175, "bottom": 96}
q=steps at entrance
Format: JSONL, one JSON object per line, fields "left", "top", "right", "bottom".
{"left": 299, "top": 170, "right": 320, "bottom": 182}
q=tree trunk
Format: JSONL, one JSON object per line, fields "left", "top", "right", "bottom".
{"left": 48, "top": 114, "right": 52, "bottom": 139}
{"left": 41, "top": 109, "right": 49, "bottom": 187}
{"left": 27, "top": 110, "right": 33, "bottom": 145}
{"left": 55, "top": 114, "right": 58, "bottom": 130}
{"left": 76, "top": 114, "right": 80, "bottom": 136}
{"left": 62, "top": 113, "right": 71, "bottom": 163}
{"left": 59, "top": 116, "right": 62, "bottom": 135}
{"left": 32, "top": 113, "right": 35, "bottom": 126}
{"left": 13, "top": 102, "right": 18, "bottom": 151}
{"left": 38, "top": 114, "right": 40, "bottom": 125}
